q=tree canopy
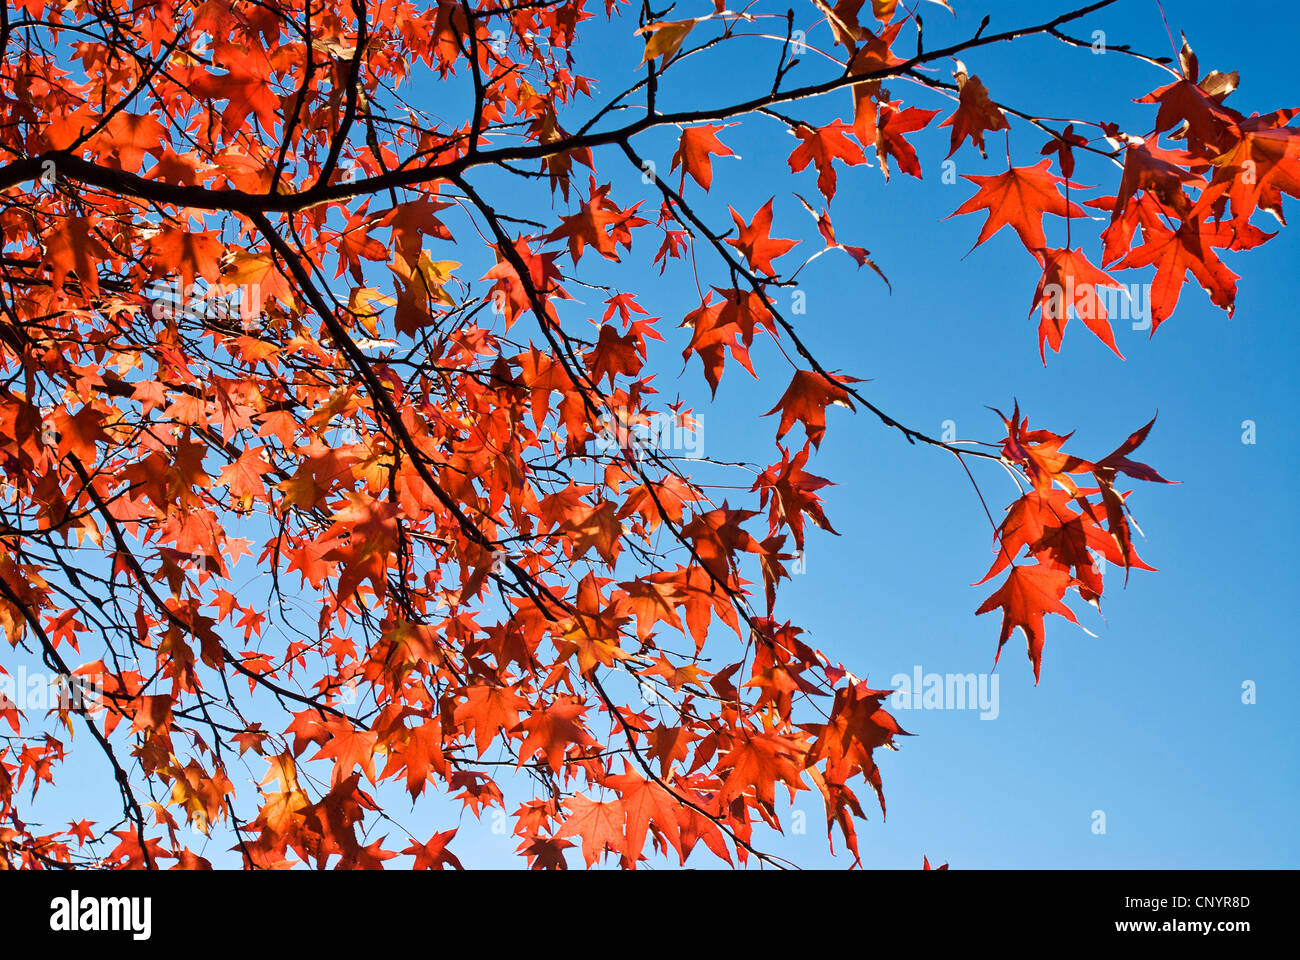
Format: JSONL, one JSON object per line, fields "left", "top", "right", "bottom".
{"left": 0, "top": 0, "right": 1294, "bottom": 869}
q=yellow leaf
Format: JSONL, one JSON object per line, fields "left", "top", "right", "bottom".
{"left": 636, "top": 18, "right": 699, "bottom": 64}
{"left": 413, "top": 253, "right": 460, "bottom": 307}
{"left": 348, "top": 287, "right": 397, "bottom": 336}
{"left": 261, "top": 752, "right": 301, "bottom": 792}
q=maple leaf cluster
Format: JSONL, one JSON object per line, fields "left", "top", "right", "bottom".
{"left": 0, "top": 0, "right": 1290, "bottom": 871}
{"left": 975, "top": 407, "right": 1173, "bottom": 681}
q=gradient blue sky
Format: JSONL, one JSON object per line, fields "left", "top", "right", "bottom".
{"left": 18, "top": 0, "right": 1298, "bottom": 869}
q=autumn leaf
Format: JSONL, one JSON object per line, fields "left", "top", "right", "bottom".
{"left": 751, "top": 442, "right": 837, "bottom": 550}
{"left": 148, "top": 226, "right": 225, "bottom": 292}
{"left": 222, "top": 250, "right": 296, "bottom": 316}
{"left": 764, "top": 370, "right": 859, "bottom": 448}
{"left": 616, "top": 578, "right": 685, "bottom": 643}
{"left": 40, "top": 218, "right": 111, "bottom": 296}
{"left": 948, "top": 160, "right": 1086, "bottom": 254}
{"left": 1195, "top": 118, "right": 1300, "bottom": 225}
{"left": 584, "top": 324, "right": 643, "bottom": 387}
{"left": 1031, "top": 247, "right": 1125, "bottom": 361}
{"left": 672, "top": 124, "right": 735, "bottom": 191}
{"left": 875, "top": 101, "right": 940, "bottom": 180}
{"left": 558, "top": 500, "right": 622, "bottom": 564}
{"left": 454, "top": 686, "right": 529, "bottom": 756}
{"left": 403, "top": 829, "right": 465, "bottom": 870}
{"left": 939, "top": 70, "right": 1009, "bottom": 159}
{"left": 637, "top": 19, "right": 700, "bottom": 64}
{"left": 726, "top": 199, "right": 799, "bottom": 277}
{"left": 646, "top": 723, "right": 694, "bottom": 779}
{"left": 515, "top": 698, "right": 599, "bottom": 772}
{"left": 310, "top": 717, "right": 379, "bottom": 785}
{"left": 556, "top": 793, "right": 625, "bottom": 867}
{"left": 1112, "top": 215, "right": 1245, "bottom": 329}
{"left": 99, "top": 113, "right": 167, "bottom": 171}
{"left": 1137, "top": 74, "right": 1240, "bottom": 157}
{"left": 716, "top": 729, "right": 807, "bottom": 809}
{"left": 1107, "top": 141, "right": 1205, "bottom": 229}
{"left": 545, "top": 181, "right": 634, "bottom": 264}
{"left": 787, "top": 120, "right": 868, "bottom": 202}
{"left": 214, "top": 446, "right": 273, "bottom": 509}
{"left": 793, "top": 194, "right": 890, "bottom": 286}
{"left": 975, "top": 563, "right": 1079, "bottom": 684}
{"left": 1039, "top": 123, "right": 1090, "bottom": 179}
{"left": 604, "top": 762, "right": 683, "bottom": 862}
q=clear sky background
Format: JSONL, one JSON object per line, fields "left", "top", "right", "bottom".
{"left": 17, "top": 0, "right": 1298, "bottom": 869}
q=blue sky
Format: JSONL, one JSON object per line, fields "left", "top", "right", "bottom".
{"left": 15, "top": 0, "right": 1298, "bottom": 869}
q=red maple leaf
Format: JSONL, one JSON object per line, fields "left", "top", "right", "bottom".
{"left": 787, "top": 120, "right": 868, "bottom": 201}
{"left": 948, "top": 160, "right": 1086, "bottom": 255}
{"left": 726, "top": 200, "right": 799, "bottom": 276}
{"left": 751, "top": 442, "right": 837, "bottom": 550}
{"left": 874, "top": 101, "right": 939, "bottom": 181}
{"left": 1030, "top": 247, "right": 1125, "bottom": 361}
{"left": 939, "top": 73, "right": 1009, "bottom": 158}
{"left": 403, "top": 829, "right": 465, "bottom": 870}
{"left": 764, "top": 370, "right": 859, "bottom": 448}
{"left": 556, "top": 793, "right": 625, "bottom": 867}
{"left": 672, "top": 123, "right": 735, "bottom": 191}
{"left": 975, "top": 563, "right": 1079, "bottom": 684}
{"left": 1112, "top": 215, "right": 1247, "bottom": 328}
